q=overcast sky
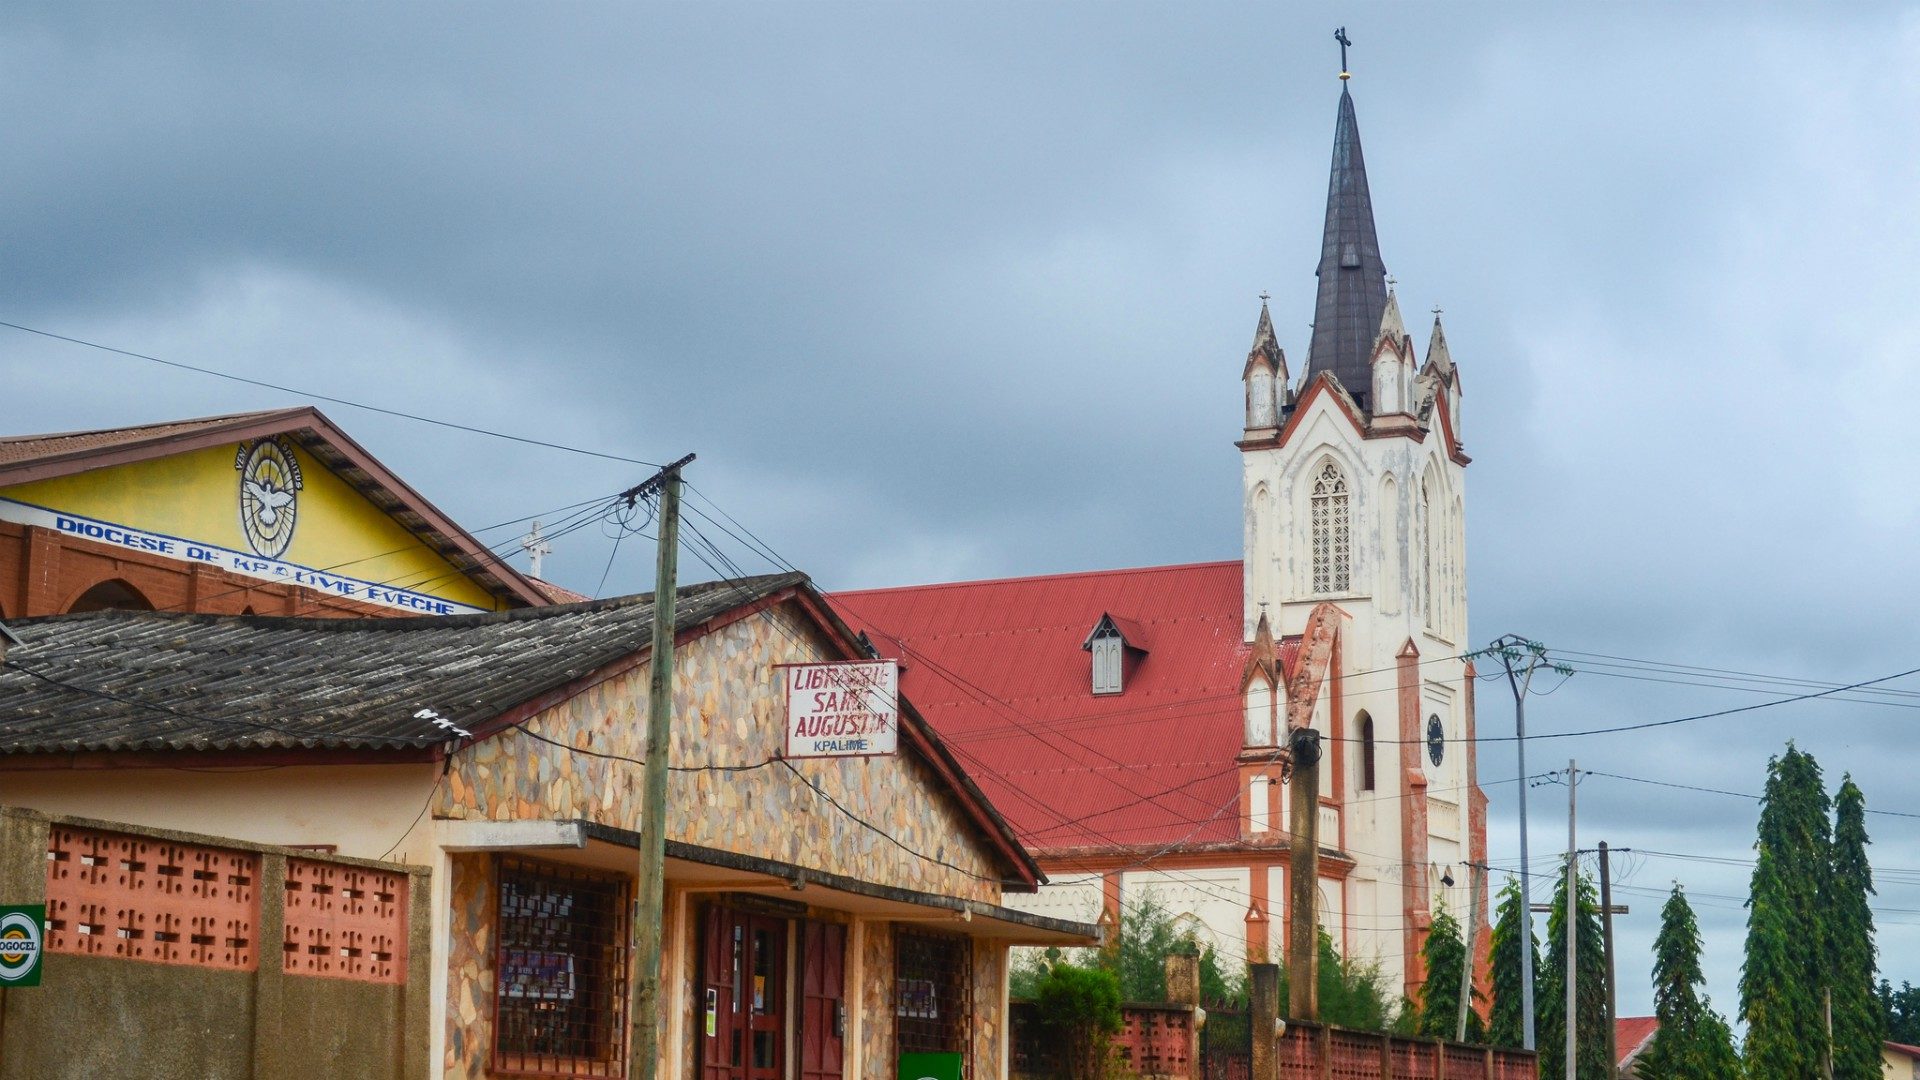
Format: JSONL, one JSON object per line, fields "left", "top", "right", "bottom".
{"left": 6, "top": 2, "right": 1919, "bottom": 1024}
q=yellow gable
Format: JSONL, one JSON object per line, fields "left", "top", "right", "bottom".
{"left": 0, "top": 437, "right": 504, "bottom": 614}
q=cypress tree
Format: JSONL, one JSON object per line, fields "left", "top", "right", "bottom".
{"left": 1830, "top": 776, "right": 1883, "bottom": 1080}
{"left": 1537, "top": 859, "right": 1610, "bottom": 1080}
{"left": 1639, "top": 884, "right": 1741, "bottom": 1079}
{"left": 1417, "top": 904, "right": 1471, "bottom": 1039}
{"left": 1740, "top": 743, "right": 1832, "bottom": 1078}
{"left": 1487, "top": 876, "right": 1538, "bottom": 1049}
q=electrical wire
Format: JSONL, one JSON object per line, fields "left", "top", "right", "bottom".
{"left": 0, "top": 318, "right": 663, "bottom": 468}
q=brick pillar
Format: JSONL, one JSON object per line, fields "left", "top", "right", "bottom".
{"left": 1165, "top": 953, "right": 1202, "bottom": 1080}
{"left": 1250, "top": 963, "right": 1280, "bottom": 1080}
{"left": 23, "top": 526, "right": 62, "bottom": 616}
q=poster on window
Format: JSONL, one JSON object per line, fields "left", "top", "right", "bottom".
{"left": 782, "top": 660, "right": 898, "bottom": 758}
{"left": 500, "top": 949, "right": 576, "bottom": 1001}
{"left": 896, "top": 977, "right": 939, "bottom": 1019}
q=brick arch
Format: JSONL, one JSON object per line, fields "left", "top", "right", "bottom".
{"left": 65, "top": 577, "right": 157, "bottom": 614}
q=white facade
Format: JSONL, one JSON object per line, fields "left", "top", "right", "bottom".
{"left": 1239, "top": 295, "right": 1479, "bottom": 994}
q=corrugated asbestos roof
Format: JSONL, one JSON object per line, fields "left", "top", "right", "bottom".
{"left": 0, "top": 573, "right": 805, "bottom": 754}
{"left": 831, "top": 562, "right": 1264, "bottom": 854}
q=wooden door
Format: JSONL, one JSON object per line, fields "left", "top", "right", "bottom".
{"left": 700, "top": 906, "right": 788, "bottom": 1080}
{"left": 799, "top": 921, "right": 846, "bottom": 1080}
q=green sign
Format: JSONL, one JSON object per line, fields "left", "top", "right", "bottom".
{"left": 898, "top": 1052, "right": 963, "bottom": 1080}
{"left": 0, "top": 905, "right": 44, "bottom": 987}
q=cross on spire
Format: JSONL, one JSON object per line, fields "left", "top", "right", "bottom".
{"left": 1335, "top": 27, "right": 1352, "bottom": 81}
{"left": 520, "top": 520, "right": 553, "bottom": 579}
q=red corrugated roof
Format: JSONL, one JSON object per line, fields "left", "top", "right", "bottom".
{"left": 1615, "top": 1016, "right": 1658, "bottom": 1067}
{"left": 831, "top": 561, "right": 1263, "bottom": 854}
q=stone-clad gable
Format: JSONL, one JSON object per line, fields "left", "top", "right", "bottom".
{"left": 441, "top": 601, "right": 1008, "bottom": 905}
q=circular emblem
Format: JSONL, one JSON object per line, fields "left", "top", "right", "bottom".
{"left": 235, "top": 437, "right": 304, "bottom": 559}
{"left": 1426, "top": 714, "right": 1446, "bottom": 767}
{"left": 0, "top": 909, "right": 42, "bottom": 984}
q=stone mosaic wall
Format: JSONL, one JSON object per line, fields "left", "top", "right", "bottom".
{"left": 970, "top": 939, "right": 1007, "bottom": 1079}
{"left": 442, "top": 854, "right": 496, "bottom": 1080}
{"left": 438, "top": 603, "right": 1004, "bottom": 903}
{"left": 858, "top": 924, "right": 894, "bottom": 1080}
{"left": 435, "top": 600, "right": 1026, "bottom": 1079}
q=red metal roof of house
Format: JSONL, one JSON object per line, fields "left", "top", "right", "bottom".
{"left": 1615, "top": 1017, "right": 1658, "bottom": 1068}
{"left": 830, "top": 561, "right": 1263, "bottom": 855}
{"left": 1888, "top": 1042, "right": 1920, "bottom": 1061}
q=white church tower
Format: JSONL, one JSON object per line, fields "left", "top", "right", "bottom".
{"left": 1237, "top": 80, "right": 1484, "bottom": 998}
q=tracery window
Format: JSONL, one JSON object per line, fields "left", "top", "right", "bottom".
{"left": 1310, "top": 460, "right": 1351, "bottom": 595}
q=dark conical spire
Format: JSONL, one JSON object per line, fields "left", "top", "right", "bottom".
{"left": 1304, "top": 86, "right": 1389, "bottom": 409}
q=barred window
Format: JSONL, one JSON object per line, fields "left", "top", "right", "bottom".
{"left": 896, "top": 928, "right": 972, "bottom": 1067}
{"left": 1309, "top": 460, "right": 1351, "bottom": 594}
{"left": 493, "top": 858, "right": 631, "bottom": 1079}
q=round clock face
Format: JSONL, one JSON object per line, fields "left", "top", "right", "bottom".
{"left": 1426, "top": 715, "right": 1446, "bottom": 767}
{"left": 236, "top": 437, "right": 303, "bottom": 559}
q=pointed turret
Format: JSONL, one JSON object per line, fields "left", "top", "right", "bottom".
{"left": 1304, "top": 86, "right": 1390, "bottom": 410}
{"left": 1425, "top": 314, "right": 1453, "bottom": 375}
{"left": 1370, "top": 289, "right": 1414, "bottom": 418}
{"left": 1243, "top": 299, "right": 1286, "bottom": 433}
{"left": 1424, "top": 313, "right": 1463, "bottom": 442}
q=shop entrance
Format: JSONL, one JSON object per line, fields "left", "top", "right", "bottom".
{"left": 699, "top": 905, "right": 845, "bottom": 1080}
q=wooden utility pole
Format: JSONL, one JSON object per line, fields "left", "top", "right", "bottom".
{"left": 627, "top": 453, "right": 694, "bottom": 1080}
{"left": 1564, "top": 760, "right": 1577, "bottom": 1080}
{"left": 1456, "top": 861, "right": 1484, "bottom": 1042}
{"left": 1824, "top": 987, "right": 1835, "bottom": 1080}
{"left": 1599, "top": 842, "right": 1619, "bottom": 1072}
{"left": 1287, "top": 727, "right": 1322, "bottom": 1020}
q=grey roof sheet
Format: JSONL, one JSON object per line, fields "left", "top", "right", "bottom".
{"left": 0, "top": 573, "right": 805, "bottom": 755}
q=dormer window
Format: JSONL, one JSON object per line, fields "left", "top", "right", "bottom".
{"left": 1091, "top": 630, "right": 1123, "bottom": 694}
{"left": 1082, "top": 613, "right": 1147, "bottom": 696}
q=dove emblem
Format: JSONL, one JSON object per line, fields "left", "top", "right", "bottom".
{"left": 234, "top": 437, "right": 303, "bottom": 558}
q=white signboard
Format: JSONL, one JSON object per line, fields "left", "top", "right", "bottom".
{"left": 783, "top": 660, "right": 899, "bottom": 759}
{"left": 0, "top": 497, "right": 490, "bottom": 616}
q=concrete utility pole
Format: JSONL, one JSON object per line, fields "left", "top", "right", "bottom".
{"left": 627, "top": 453, "right": 695, "bottom": 1080}
{"left": 1564, "top": 760, "right": 1578, "bottom": 1080}
{"left": 1485, "top": 634, "right": 1569, "bottom": 1052}
{"left": 1287, "top": 726, "right": 1323, "bottom": 1020}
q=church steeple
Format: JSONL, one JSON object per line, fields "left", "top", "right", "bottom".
{"left": 1303, "top": 86, "right": 1390, "bottom": 411}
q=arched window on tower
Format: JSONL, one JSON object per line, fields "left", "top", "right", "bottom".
{"left": 1420, "top": 477, "right": 1433, "bottom": 626}
{"left": 1310, "top": 459, "right": 1351, "bottom": 595}
{"left": 1358, "top": 712, "right": 1376, "bottom": 792}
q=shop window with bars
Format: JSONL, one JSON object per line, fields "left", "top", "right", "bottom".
{"left": 895, "top": 928, "right": 972, "bottom": 1071}
{"left": 493, "top": 858, "right": 631, "bottom": 1079}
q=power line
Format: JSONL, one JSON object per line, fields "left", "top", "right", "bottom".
{"left": 0, "top": 318, "right": 663, "bottom": 468}
{"left": 1584, "top": 768, "right": 1920, "bottom": 821}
